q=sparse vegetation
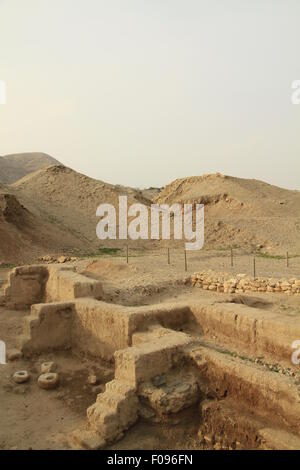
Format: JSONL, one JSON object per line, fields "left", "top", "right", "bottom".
{"left": 257, "top": 252, "right": 300, "bottom": 260}
{"left": 0, "top": 263, "right": 16, "bottom": 269}
{"left": 81, "top": 247, "right": 122, "bottom": 259}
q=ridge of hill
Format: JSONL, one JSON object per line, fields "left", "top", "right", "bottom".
{"left": 12, "top": 165, "right": 153, "bottom": 253}
{"left": 155, "top": 173, "right": 300, "bottom": 252}
{"left": 0, "top": 152, "right": 61, "bottom": 184}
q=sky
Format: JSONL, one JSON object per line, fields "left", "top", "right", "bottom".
{"left": 0, "top": 0, "right": 300, "bottom": 189}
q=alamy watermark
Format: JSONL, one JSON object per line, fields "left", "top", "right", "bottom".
{"left": 0, "top": 80, "right": 6, "bottom": 105}
{"left": 291, "top": 340, "right": 300, "bottom": 365}
{"left": 291, "top": 80, "right": 300, "bottom": 105}
{"left": 96, "top": 196, "right": 204, "bottom": 250}
{"left": 0, "top": 340, "right": 6, "bottom": 365}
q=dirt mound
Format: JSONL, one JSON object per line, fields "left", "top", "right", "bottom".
{"left": 156, "top": 173, "right": 300, "bottom": 216}
{"left": 0, "top": 163, "right": 160, "bottom": 264}
{"left": 155, "top": 173, "right": 300, "bottom": 252}
{"left": 0, "top": 190, "right": 88, "bottom": 264}
{"left": 12, "top": 165, "right": 152, "bottom": 253}
{"left": 83, "top": 259, "right": 139, "bottom": 280}
{"left": 2, "top": 166, "right": 300, "bottom": 263}
{"left": 0, "top": 152, "right": 61, "bottom": 184}
{"left": 14, "top": 164, "right": 150, "bottom": 210}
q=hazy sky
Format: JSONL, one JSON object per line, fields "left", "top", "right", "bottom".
{"left": 0, "top": 0, "right": 300, "bottom": 189}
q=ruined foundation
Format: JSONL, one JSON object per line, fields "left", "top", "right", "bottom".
{"left": 2, "top": 264, "right": 300, "bottom": 450}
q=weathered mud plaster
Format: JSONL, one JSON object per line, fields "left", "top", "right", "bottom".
{"left": 20, "top": 295, "right": 300, "bottom": 368}
{"left": 85, "top": 328, "right": 196, "bottom": 445}
{"left": 2, "top": 265, "right": 48, "bottom": 309}
{"left": 21, "top": 301, "right": 75, "bottom": 355}
{"left": 4, "top": 265, "right": 300, "bottom": 450}
{"left": 72, "top": 299, "right": 132, "bottom": 360}
{"left": 20, "top": 299, "right": 194, "bottom": 360}
{"left": 115, "top": 330, "right": 192, "bottom": 386}
{"left": 1, "top": 264, "right": 103, "bottom": 309}
{"left": 46, "top": 266, "right": 103, "bottom": 302}
{"left": 189, "top": 302, "right": 300, "bottom": 363}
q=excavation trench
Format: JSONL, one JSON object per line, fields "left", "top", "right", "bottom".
{"left": 2, "top": 265, "right": 300, "bottom": 450}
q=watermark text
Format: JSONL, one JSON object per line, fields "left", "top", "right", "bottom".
{"left": 291, "top": 80, "right": 300, "bottom": 105}
{"left": 0, "top": 340, "right": 6, "bottom": 365}
{"left": 96, "top": 196, "right": 204, "bottom": 250}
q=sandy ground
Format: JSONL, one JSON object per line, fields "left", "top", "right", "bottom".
{"left": 79, "top": 249, "right": 300, "bottom": 306}
{"left": 82, "top": 248, "right": 300, "bottom": 282}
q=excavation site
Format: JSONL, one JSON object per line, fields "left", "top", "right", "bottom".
{"left": 1, "top": 253, "right": 300, "bottom": 451}
{"left": 1, "top": 2, "right": 300, "bottom": 460}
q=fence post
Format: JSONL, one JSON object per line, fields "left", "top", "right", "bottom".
{"left": 126, "top": 245, "right": 129, "bottom": 264}
{"left": 184, "top": 250, "right": 187, "bottom": 272}
{"left": 167, "top": 248, "right": 170, "bottom": 265}
{"left": 253, "top": 256, "right": 256, "bottom": 278}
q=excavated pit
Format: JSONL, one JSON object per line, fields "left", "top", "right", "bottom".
{"left": 1, "top": 264, "right": 300, "bottom": 450}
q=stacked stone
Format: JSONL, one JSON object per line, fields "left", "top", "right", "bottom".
{"left": 191, "top": 271, "right": 226, "bottom": 293}
{"left": 190, "top": 271, "right": 300, "bottom": 295}
{"left": 38, "top": 255, "right": 78, "bottom": 264}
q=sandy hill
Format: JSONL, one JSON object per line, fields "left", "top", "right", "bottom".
{"left": 139, "top": 187, "right": 161, "bottom": 201}
{"left": 2, "top": 166, "right": 300, "bottom": 263}
{"left": 0, "top": 152, "right": 61, "bottom": 184}
{"left": 0, "top": 187, "right": 88, "bottom": 264}
{"left": 12, "top": 165, "right": 153, "bottom": 254}
{"left": 0, "top": 183, "right": 9, "bottom": 194}
{"left": 155, "top": 173, "right": 300, "bottom": 252}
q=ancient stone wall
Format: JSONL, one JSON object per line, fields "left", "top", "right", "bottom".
{"left": 191, "top": 271, "right": 300, "bottom": 295}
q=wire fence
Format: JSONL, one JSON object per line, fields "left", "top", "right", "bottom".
{"left": 120, "top": 245, "right": 300, "bottom": 280}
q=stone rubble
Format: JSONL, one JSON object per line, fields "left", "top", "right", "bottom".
{"left": 190, "top": 270, "right": 300, "bottom": 295}
{"left": 87, "top": 374, "right": 98, "bottom": 386}
{"left": 38, "top": 255, "right": 78, "bottom": 264}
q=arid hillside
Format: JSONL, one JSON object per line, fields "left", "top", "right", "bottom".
{"left": 0, "top": 162, "right": 157, "bottom": 263}
{"left": 155, "top": 173, "right": 300, "bottom": 253}
{"left": 0, "top": 152, "right": 61, "bottom": 184}
{"left": 0, "top": 182, "right": 89, "bottom": 264}
{"left": 12, "top": 165, "right": 153, "bottom": 254}
{"left": 1, "top": 158, "right": 300, "bottom": 264}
